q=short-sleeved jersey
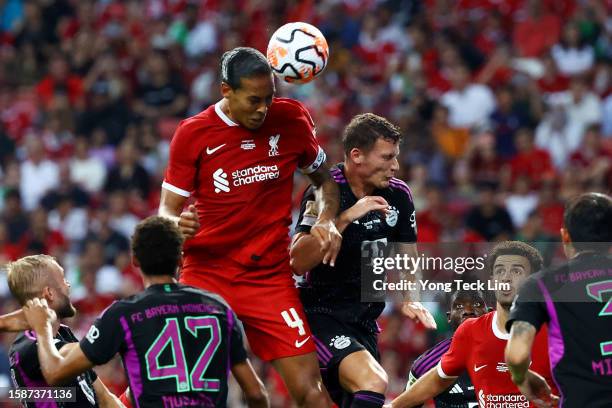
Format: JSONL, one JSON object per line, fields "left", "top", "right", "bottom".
{"left": 438, "top": 311, "right": 555, "bottom": 408}
{"left": 408, "top": 338, "right": 478, "bottom": 408}
{"left": 295, "top": 164, "right": 417, "bottom": 330}
{"left": 79, "top": 283, "right": 247, "bottom": 408}
{"left": 9, "top": 325, "right": 99, "bottom": 408}
{"left": 163, "top": 98, "right": 325, "bottom": 269}
{"left": 507, "top": 252, "right": 612, "bottom": 408}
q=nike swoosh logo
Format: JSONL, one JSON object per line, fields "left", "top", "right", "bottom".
{"left": 474, "top": 364, "right": 487, "bottom": 372}
{"left": 295, "top": 336, "right": 310, "bottom": 348}
{"left": 206, "top": 144, "right": 226, "bottom": 155}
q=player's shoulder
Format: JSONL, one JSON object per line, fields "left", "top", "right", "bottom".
{"left": 330, "top": 163, "right": 349, "bottom": 185}
{"left": 387, "top": 177, "right": 414, "bottom": 203}
{"left": 9, "top": 331, "right": 38, "bottom": 364}
{"left": 174, "top": 104, "right": 218, "bottom": 134}
{"left": 270, "top": 97, "right": 313, "bottom": 122}
{"left": 178, "top": 284, "right": 232, "bottom": 307}
{"left": 412, "top": 337, "right": 452, "bottom": 376}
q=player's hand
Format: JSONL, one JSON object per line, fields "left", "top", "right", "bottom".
{"left": 401, "top": 301, "right": 437, "bottom": 329}
{"left": 23, "top": 298, "right": 57, "bottom": 333}
{"left": 343, "top": 196, "right": 389, "bottom": 223}
{"left": 178, "top": 204, "right": 200, "bottom": 239}
{"left": 310, "top": 218, "right": 342, "bottom": 267}
{"left": 516, "top": 370, "right": 559, "bottom": 408}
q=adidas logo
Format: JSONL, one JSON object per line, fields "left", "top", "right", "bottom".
{"left": 449, "top": 384, "right": 463, "bottom": 394}
{"left": 213, "top": 168, "right": 230, "bottom": 193}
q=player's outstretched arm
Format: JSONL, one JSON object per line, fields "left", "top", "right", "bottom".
{"left": 306, "top": 163, "right": 342, "bottom": 266}
{"left": 23, "top": 298, "right": 95, "bottom": 385}
{"left": 92, "top": 378, "right": 127, "bottom": 408}
{"left": 0, "top": 309, "right": 29, "bottom": 332}
{"left": 231, "top": 359, "right": 270, "bottom": 408}
{"left": 505, "top": 320, "right": 537, "bottom": 385}
{"left": 390, "top": 366, "right": 455, "bottom": 408}
{"left": 159, "top": 188, "right": 200, "bottom": 239}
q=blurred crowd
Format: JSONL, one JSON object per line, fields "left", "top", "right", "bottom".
{"left": 0, "top": 0, "right": 610, "bottom": 406}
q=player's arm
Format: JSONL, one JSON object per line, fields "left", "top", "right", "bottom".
{"left": 290, "top": 193, "right": 389, "bottom": 273}
{"left": 304, "top": 162, "right": 342, "bottom": 266}
{"left": 159, "top": 188, "right": 199, "bottom": 239}
{"left": 231, "top": 359, "right": 270, "bottom": 408}
{"left": 0, "top": 309, "right": 29, "bottom": 332}
{"left": 22, "top": 298, "right": 95, "bottom": 385}
{"left": 158, "top": 120, "right": 200, "bottom": 238}
{"left": 505, "top": 320, "right": 537, "bottom": 385}
{"left": 92, "top": 378, "right": 126, "bottom": 408}
{"left": 390, "top": 366, "right": 455, "bottom": 408}
{"left": 392, "top": 319, "right": 470, "bottom": 407}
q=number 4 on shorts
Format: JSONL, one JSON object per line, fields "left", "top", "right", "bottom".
{"left": 281, "top": 308, "right": 306, "bottom": 336}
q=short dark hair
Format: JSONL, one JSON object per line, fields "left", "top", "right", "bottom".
{"left": 563, "top": 193, "right": 612, "bottom": 252}
{"left": 131, "top": 216, "right": 184, "bottom": 276}
{"left": 220, "top": 47, "right": 272, "bottom": 89}
{"left": 487, "top": 241, "right": 543, "bottom": 275}
{"left": 342, "top": 113, "right": 402, "bottom": 155}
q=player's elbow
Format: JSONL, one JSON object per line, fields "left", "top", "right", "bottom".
{"left": 504, "top": 345, "right": 529, "bottom": 369}
{"left": 42, "top": 370, "right": 65, "bottom": 386}
{"left": 289, "top": 255, "right": 308, "bottom": 276}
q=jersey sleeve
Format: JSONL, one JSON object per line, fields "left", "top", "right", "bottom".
{"left": 162, "top": 120, "right": 200, "bottom": 197}
{"left": 79, "top": 304, "right": 123, "bottom": 366}
{"left": 395, "top": 182, "right": 417, "bottom": 242}
{"left": 506, "top": 275, "right": 549, "bottom": 332}
{"left": 228, "top": 311, "right": 247, "bottom": 365}
{"left": 294, "top": 185, "right": 317, "bottom": 234}
{"left": 294, "top": 103, "right": 326, "bottom": 175}
{"left": 438, "top": 321, "right": 471, "bottom": 378}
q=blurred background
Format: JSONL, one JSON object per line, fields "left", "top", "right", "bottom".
{"left": 0, "top": 0, "right": 609, "bottom": 406}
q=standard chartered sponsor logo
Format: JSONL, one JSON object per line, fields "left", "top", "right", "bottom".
{"left": 213, "top": 168, "right": 230, "bottom": 193}
{"left": 478, "top": 390, "right": 529, "bottom": 408}
{"left": 232, "top": 165, "right": 280, "bottom": 186}
{"left": 213, "top": 165, "right": 280, "bottom": 192}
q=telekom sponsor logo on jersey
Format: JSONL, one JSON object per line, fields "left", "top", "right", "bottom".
{"left": 478, "top": 390, "right": 529, "bottom": 408}
{"left": 213, "top": 165, "right": 280, "bottom": 193}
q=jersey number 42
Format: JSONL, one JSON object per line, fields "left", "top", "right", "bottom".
{"left": 145, "top": 316, "right": 222, "bottom": 392}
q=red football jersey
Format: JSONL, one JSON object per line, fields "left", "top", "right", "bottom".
{"left": 438, "top": 311, "right": 556, "bottom": 408}
{"left": 163, "top": 98, "right": 325, "bottom": 269}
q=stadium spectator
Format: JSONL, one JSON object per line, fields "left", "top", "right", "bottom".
{"left": 440, "top": 64, "right": 496, "bottom": 129}
{"left": 19, "top": 133, "right": 60, "bottom": 211}
{"left": 551, "top": 22, "right": 595, "bottom": 76}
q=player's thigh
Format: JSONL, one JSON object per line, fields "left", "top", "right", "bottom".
{"left": 235, "top": 284, "right": 316, "bottom": 361}
{"left": 338, "top": 349, "right": 388, "bottom": 394}
{"left": 271, "top": 353, "right": 328, "bottom": 397}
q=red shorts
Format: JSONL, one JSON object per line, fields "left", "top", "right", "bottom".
{"left": 179, "top": 258, "right": 315, "bottom": 361}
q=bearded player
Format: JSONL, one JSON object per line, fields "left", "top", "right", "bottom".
{"left": 158, "top": 47, "right": 341, "bottom": 407}
{"left": 388, "top": 241, "right": 557, "bottom": 408}
{"left": 291, "top": 114, "right": 437, "bottom": 408}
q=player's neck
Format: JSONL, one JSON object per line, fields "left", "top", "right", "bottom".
{"left": 219, "top": 99, "right": 238, "bottom": 124}
{"left": 495, "top": 302, "right": 510, "bottom": 334}
{"left": 142, "top": 275, "right": 177, "bottom": 288}
{"left": 343, "top": 162, "right": 375, "bottom": 197}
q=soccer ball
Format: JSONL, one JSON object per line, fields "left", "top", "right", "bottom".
{"left": 267, "top": 22, "right": 329, "bottom": 84}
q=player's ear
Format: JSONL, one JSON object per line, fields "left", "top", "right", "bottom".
{"left": 131, "top": 254, "right": 140, "bottom": 268}
{"left": 560, "top": 227, "right": 571, "bottom": 244}
{"left": 41, "top": 286, "right": 53, "bottom": 303}
{"left": 221, "top": 82, "right": 232, "bottom": 98}
{"left": 445, "top": 311, "right": 450, "bottom": 322}
{"left": 349, "top": 148, "right": 362, "bottom": 164}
